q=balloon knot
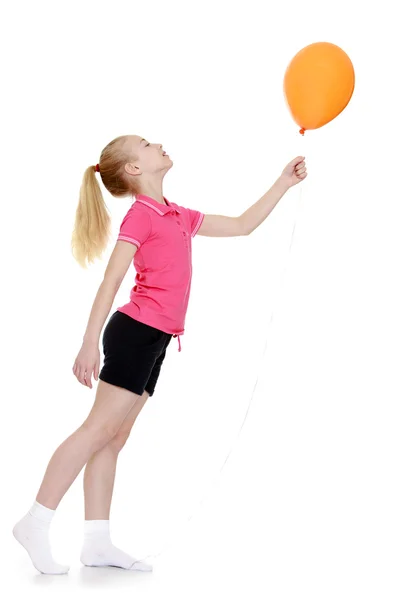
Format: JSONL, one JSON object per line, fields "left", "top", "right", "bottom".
{"left": 299, "top": 128, "right": 305, "bottom": 136}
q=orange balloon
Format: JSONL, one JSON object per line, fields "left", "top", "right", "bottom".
{"left": 284, "top": 42, "right": 355, "bottom": 135}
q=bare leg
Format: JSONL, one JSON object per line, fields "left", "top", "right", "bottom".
{"left": 36, "top": 380, "right": 141, "bottom": 508}
{"left": 79, "top": 390, "right": 153, "bottom": 571}
{"left": 13, "top": 380, "right": 140, "bottom": 574}
{"left": 83, "top": 390, "right": 150, "bottom": 520}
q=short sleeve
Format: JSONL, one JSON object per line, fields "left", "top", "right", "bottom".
{"left": 117, "top": 209, "right": 151, "bottom": 248}
{"left": 186, "top": 208, "right": 205, "bottom": 238}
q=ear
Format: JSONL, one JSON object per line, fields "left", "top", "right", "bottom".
{"left": 125, "top": 163, "right": 141, "bottom": 176}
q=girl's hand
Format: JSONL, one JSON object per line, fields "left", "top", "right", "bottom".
{"left": 280, "top": 156, "right": 307, "bottom": 188}
{"left": 72, "top": 342, "right": 100, "bottom": 389}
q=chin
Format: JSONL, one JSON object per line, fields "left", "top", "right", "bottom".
{"left": 161, "top": 159, "right": 173, "bottom": 174}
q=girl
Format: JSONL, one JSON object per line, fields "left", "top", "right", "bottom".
{"left": 12, "top": 134, "right": 307, "bottom": 575}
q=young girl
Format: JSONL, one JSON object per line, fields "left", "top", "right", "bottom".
{"left": 12, "top": 134, "right": 307, "bottom": 575}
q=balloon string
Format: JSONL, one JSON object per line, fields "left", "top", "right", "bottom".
{"left": 132, "top": 182, "right": 305, "bottom": 567}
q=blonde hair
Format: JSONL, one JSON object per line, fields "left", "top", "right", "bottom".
{"left": 71, "top": 135, "right": 141, "bottom": 268}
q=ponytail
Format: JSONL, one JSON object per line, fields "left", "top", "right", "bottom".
{"left": 71, "top": 135, "right": 140, "bottom": 268}
{"left": 71, "top": 165, "right": 111, "bottom": 268}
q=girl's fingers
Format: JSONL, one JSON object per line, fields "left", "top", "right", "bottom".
{"left": 83, "top": 370, "right": 91, "bottom": 388}
{"left": 296, "top": 167, "right": 307, "bottom": 175}
{"left": 78, "top": 366, "right": 87, "bottom": 387}
{"left": 86, "top": 371, "right": 92, "bottom": 388}
{"left": 73, "top": 362, "right": 96, "bottom": 388}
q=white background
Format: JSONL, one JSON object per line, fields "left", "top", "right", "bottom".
{"left": 1, "top": 0, "right": 400, "bottom": 598}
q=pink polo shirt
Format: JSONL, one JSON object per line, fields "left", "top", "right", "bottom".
{"left": 116, "top": 194, "right": 204, "bottom": 352}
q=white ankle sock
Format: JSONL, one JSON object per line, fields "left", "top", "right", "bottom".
{"left": 80, "top": 519, "right": 152, "bottom": 571}
{"left": 13, "top": 501, "right": 69, "bottom": 575}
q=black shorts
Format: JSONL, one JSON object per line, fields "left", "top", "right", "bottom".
{"left": 99, "top": 311, "right": 173, "bottom": 397}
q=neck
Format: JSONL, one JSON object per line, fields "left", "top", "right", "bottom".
{"left": 137, "top": 181, "right": 165, "bottom": 204}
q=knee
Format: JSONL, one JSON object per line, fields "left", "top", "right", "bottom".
{"left": 80, "top": 422, "right": 121, "bottom": 453}
{"left": 108, "top": 428, "right": 132, "bottom": 453}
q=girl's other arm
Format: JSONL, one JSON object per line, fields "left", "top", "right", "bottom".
{"left": 82, "top": 241, "right": 138, "bottom": 345}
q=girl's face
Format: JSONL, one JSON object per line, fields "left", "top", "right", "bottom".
{"left": 125, "top": 135, "right": 173, "bottom": 177}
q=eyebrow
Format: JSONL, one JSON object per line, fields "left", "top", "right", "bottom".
{"left": 140, "top": 138, "right": 146, "bottom": 144}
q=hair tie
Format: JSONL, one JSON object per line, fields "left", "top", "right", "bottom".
{"left": 94, "top": 164, "right": 100, "bottom": 172}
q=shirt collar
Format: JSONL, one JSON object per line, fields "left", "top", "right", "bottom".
{"left": 134, "top": 194, "right": 181, "bottom": 216}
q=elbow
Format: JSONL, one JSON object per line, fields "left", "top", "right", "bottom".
{"left": 242, "top": 224, "right": 251, "bottom": 236}
{"left": 102, "top": 276, "right": 123, "bottom": 291}
{"left": 238, "top": 217, "right": 250, "bottom": 236}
